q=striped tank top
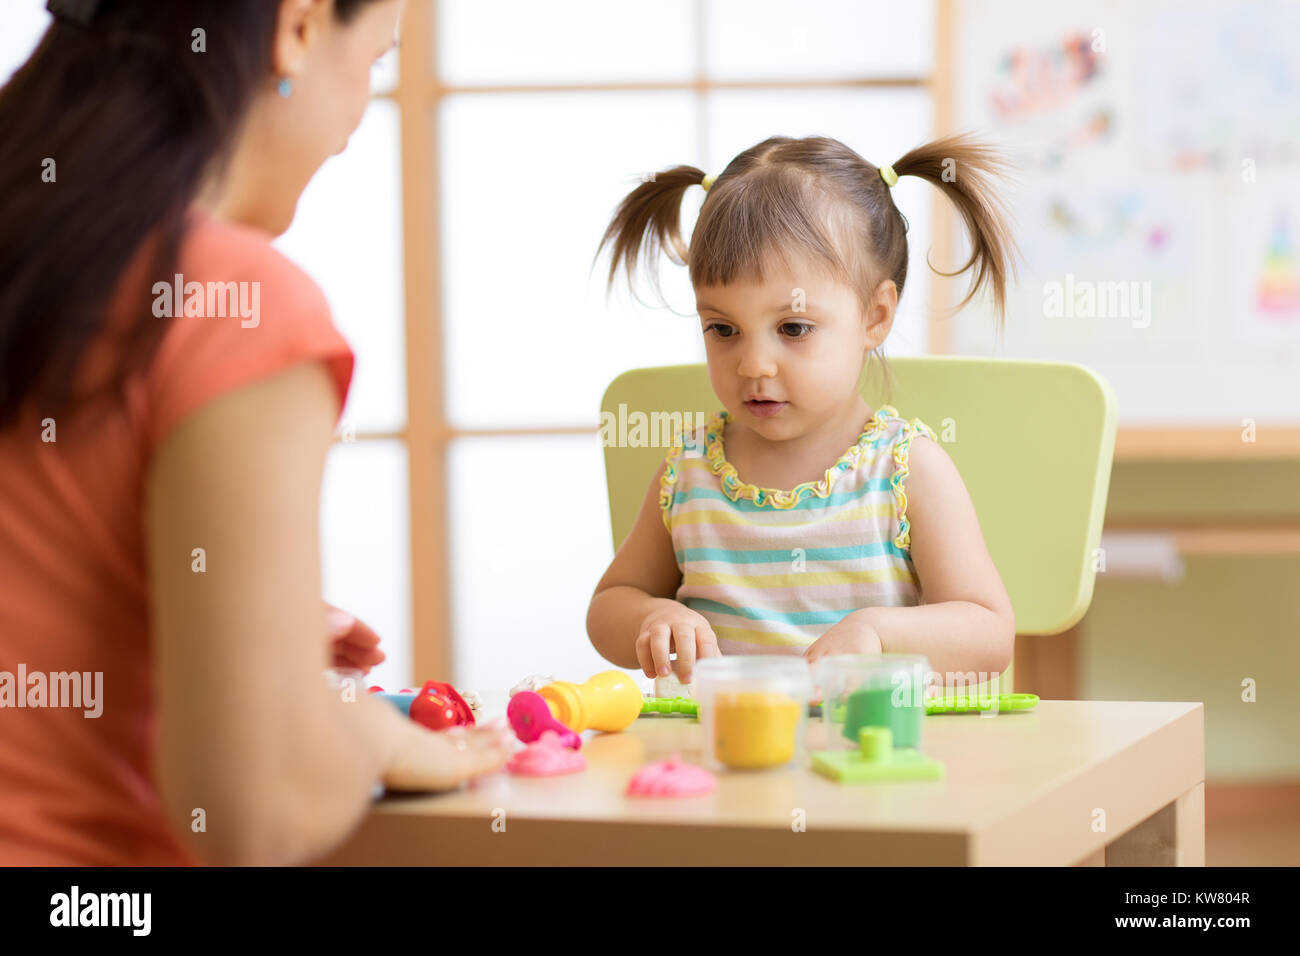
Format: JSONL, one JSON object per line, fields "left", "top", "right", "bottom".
{"left": 659, "top": 405, "right": 938, "bottom": 654}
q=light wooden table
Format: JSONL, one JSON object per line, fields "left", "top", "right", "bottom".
{"left": 317, "top": 700, "right": 1204, "bottom": 866}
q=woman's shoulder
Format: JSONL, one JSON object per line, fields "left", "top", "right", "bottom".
{"left": 177, "top": 211, "right": 330, "bottom": 314}
{"left": 136, "top": 210, "right": 353, "bottom": 457}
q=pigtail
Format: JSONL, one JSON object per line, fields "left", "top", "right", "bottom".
{"left": 890, "top": 134, "right": 1020, "bottom": 329}
{"left": 594, "top": 165, "right": 707, "bottom": 303}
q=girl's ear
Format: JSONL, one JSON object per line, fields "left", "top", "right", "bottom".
{"left": 862, "top": 279, "right": 898, "bottom": 351}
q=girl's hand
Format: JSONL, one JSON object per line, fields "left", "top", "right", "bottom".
{"left": 382, "top": 717, "right": 516, "bottom": 792}
{"left": 804, "top": 610, "right": 884, "bottom": 666}
{"left": 636, "top": 599, "right": 721, "bottom": 683}
{"left": 327, "top": 604, "right": 386, "bottom": 674}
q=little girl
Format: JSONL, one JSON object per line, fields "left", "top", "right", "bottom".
{"left": 586, "top": 134, "right": 1018, "bottom": 688}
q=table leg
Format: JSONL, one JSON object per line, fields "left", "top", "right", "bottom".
{"left": 1105, "top": 781, "right": 1205, "bottom": 866}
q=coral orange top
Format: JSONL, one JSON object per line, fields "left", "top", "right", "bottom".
{"left": 0, "top": 210, "right": 354, "bottom": 864}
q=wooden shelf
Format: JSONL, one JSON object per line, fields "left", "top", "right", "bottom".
{"left": 1114, "top": 427, "right": 1300, "bottom": 462}
{"left": 1103, "top": 522, "right": 1300, "bottom": 556}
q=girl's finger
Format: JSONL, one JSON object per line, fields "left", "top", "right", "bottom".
{"left": 635, "top": 630, "right": 655, "bottom": 678}
{"left": 650, "top": 624, "right": 674, "bottom": 678}
{"left": 696, "top": 622, "right": 721, "bottom": 657}
{"left": 673, "top": 625, "right": 697, "bottom": 682}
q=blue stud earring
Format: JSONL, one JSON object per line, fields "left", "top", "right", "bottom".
{"left": 277, "top": 77, "right": 293, "bottom": 97}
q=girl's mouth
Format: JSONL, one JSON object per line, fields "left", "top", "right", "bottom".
{"left": 744, "top": 399, "right": 788, "bottom": 418}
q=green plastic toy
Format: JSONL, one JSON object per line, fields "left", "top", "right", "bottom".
{"left": 811, "top": 726, "right": 945, "bottom": 783}
{"left": 810, "top": 692, "right": 1038, "bottom": 720}
{"left": 639, "top": 696, "right": 699, "bottom": 717}
{"left": 925, "top": 693, "right": 1039, "bottom": 714}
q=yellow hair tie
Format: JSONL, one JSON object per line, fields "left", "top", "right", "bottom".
{"left": 701, "top": 173, "right": 717, "bottom": 192}
{"left": 879, "top": 164, "right": 898, "bottom": 188}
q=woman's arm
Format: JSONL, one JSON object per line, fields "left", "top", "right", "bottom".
{"left": 146, "top": 361, "right": 507, "bottom": 866}
{"left": 805, "top": 436, "right": 1015, "bottom": 681}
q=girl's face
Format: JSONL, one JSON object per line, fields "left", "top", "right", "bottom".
{"left": 694, "top": 252, "right": 895, "bottom": 443}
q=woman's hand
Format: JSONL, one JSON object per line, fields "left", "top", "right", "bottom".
{"left": 635, "top": 598, "right": 721, "bottom": 683}
{"left": 382, "top": 717, "right": 516, "bottom": 792}
{"left": 327, "top": 604, "right": 386, "bottom": 674}
{"left": 804, "top": 609, "right": 884, "bottom": 665}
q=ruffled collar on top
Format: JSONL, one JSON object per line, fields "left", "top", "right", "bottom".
{"left": 704, "top": 405, "right": 899, "bottom": 509}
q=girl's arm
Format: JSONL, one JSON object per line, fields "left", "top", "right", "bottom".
{"left": 806, "top": 436, "right": 1015, "bottom": 681}
{"left": 587, "top": 462, "right": 717, "bottom": 680}
{"left": 147, "top": 361, "right": 507, "bottom": 866}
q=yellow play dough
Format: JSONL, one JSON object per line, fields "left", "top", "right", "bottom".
{"left": 712, "top": 691, "right": 801, "bottom": 769}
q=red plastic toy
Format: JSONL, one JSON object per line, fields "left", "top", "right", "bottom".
{"left": 408, "top": 680, "right": 476, "bottom": 730}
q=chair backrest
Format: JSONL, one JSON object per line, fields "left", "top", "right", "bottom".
{"left": 600, "top": 356, "right": 1117, "bottom": 641}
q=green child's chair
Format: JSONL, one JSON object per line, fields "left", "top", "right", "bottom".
{"left": 599, "top": 356, "right": 1118, "bottom": 694}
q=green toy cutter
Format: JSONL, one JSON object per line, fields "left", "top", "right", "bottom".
{"left": 925, "top": 693, "right": 1039, "bottom": 714}
{"left": 810, "top": 692, "right": 1038, "bottom": 720}
{"left": 640, "top": 693, "right": 1037, "bottom": 720}
{"left": 639, "top": 696, "right": 699, "bottom": 717}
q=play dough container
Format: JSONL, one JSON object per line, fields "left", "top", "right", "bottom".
{"left": 814, "top": 654, "right": 931, "bottom": 751}
{"left": 694, "top": 657, "right": 812, "bottom": 771}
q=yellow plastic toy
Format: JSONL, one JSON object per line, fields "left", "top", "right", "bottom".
{"left": 537, "top": 670, "right": 644, "bottom": 734}
{"left": 712, "top": 691, "right": 801, "bottom": 770}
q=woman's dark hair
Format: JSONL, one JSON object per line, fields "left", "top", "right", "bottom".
{"left": 596, "top": 133, "right": 1019, "bottom": 370}
{"left": 0, "top": 0, "right": 381, "bottom": 427}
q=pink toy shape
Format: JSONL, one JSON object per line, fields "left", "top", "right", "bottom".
{"left": 626, "top": 752, "right": 716, "bottom": 797}
{"left": 507, "top": 731, "right": 588, "bottom": 777}
{"left": 507, "top": 690, "right": 581, "bottom": 749}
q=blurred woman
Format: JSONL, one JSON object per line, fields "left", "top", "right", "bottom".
{"left": 0, "top": 0, "right": 511, "bottom": 866}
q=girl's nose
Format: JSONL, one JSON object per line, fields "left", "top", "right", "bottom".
{"left": 736, "top": 341, "right": 778, "bottom": 380}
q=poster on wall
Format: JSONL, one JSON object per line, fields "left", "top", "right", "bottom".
{"left": 951, "top": 0, "right": 1300, "bottom": 423}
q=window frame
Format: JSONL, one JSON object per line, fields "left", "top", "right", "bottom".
{"left": 375, "top": 0, "right": 955, "bottom": 680}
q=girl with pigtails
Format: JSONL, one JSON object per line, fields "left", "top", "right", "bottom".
{"left": 587, "top": 134, "right": 1020, "bottom": 687}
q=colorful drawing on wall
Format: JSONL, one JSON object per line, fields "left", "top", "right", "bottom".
{"left": 954, "top": 0, "right": 1300, "bottom": 419}
{"left": 985, "top": 29, "right": 1115, "bottom": 169}
{"left": 1026, "top": 183, "right": 1189, "bottom": 280}
{"left": 1255, "top": 210, "right": 1300, "bottom": 320}
{"left": 989, "top": 31, "right": 1102, "bottom": 119}
{"left": 1135, "top": 0, "right": 1300, "bottom": 172}
{"left": 1229, "top": 190, "right": 1300, "bottom": 350}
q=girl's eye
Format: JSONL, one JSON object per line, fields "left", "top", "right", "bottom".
{"left": 704, "top": 323, "right": 735, "bottom": 339}
{"left": 780, "top": 322, "right": 814, "bottom": 339}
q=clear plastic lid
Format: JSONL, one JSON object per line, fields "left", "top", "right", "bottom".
{"left": 694, "top": 655, "right": 815, "bottom": 697}
{"left": 814, "top": 654, "right": 931, "bottom": 752}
